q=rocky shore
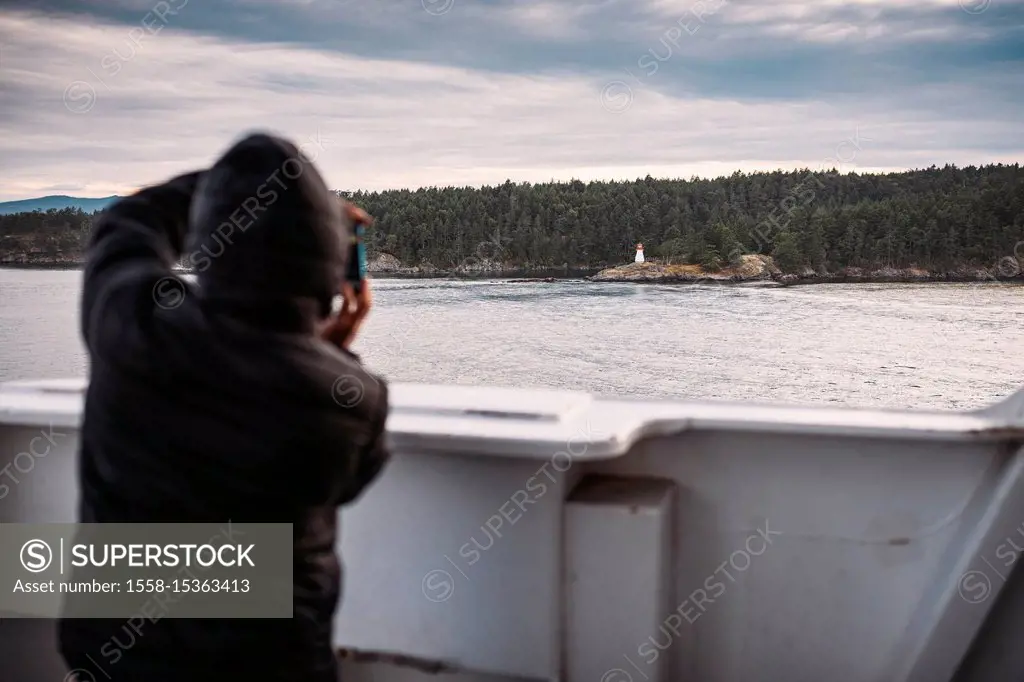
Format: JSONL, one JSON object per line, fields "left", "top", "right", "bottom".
{"left": 589, "top": 255, "right": 779, "bottom": 283}
{"left": 587, "top": 255, "right": 1024, "bottom": 286}
{"left": 364, "top": 253, "right": 595, "bottom": 279}
{"left": 4, "top": 250, "right": 1022, "bottom": 286}
{"left": 0, "top": 255, "right": 84, "bottom": 268}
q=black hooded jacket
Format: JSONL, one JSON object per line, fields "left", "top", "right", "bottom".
{"left": 58, "top": 133, "right": 390, "bottom": 682}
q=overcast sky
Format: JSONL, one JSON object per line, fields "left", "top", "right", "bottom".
{"left": 0, "top": 0, "right": 1022, "bottom": 200}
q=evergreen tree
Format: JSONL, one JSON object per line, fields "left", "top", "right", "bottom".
{"left": 771, "top": 232, "right": 805, "bottom": 273}
{"left": 3, "top": 164, "right": 1023, "bottom": 272}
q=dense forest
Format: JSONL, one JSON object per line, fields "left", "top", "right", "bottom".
{"left": 2, "top": 163, "right": 1023, "bottom": 276}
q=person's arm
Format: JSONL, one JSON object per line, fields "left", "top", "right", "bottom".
{"left": 315, "top": 199, "right": 389, "bottom": 503}
{"left": 80, "top": 171, "right": 202, "bottom": 363}
{"left": 336, "top": 379, "right": 391, "bottom": 506}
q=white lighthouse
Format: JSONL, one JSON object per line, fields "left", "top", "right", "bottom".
{"left": 634, "top": 242, "right": 645, "bottom": 263}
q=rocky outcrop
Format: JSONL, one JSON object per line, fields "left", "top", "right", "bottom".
{"left": 589, "top": 256, "right": 1024, "bottom": 286}
{"left": 589, "top": 254, "right": 780, "bottom": 283}
{"left": 367, "top": 253, "right": 403, "bottom": 273}
{"left": 366, "top": 254, "right": 441, "bottom": 276}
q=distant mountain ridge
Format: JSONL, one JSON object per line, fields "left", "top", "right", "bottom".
{"left": 0, "top": 195, "right": 120, "bottom": 215}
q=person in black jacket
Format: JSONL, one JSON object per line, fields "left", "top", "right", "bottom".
{"left": 58, "top": 132, "right": 390, "bottom": 682}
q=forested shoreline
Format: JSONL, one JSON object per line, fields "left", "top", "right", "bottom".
{"left": 2, "top": 164, "right": 1023, "bottom": 282}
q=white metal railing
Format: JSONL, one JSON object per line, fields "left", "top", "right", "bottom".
{"left": 2, "top": 378, "right": 1024, "bottom": 682}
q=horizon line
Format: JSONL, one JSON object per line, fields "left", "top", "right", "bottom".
{"left": 4, "top": 160, "right": 1022, "bottom": 204}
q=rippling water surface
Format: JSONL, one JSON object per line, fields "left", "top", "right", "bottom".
{"left": 2, "top": 268, "right": 1022, "bottom": 410}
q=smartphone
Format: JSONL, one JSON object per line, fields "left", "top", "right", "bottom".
{"left": 345, "top": 221, "right": 368, "bottom": 293}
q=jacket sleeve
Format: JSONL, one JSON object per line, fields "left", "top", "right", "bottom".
{"left": 336, "top": 377, "right": 391, "bottom": 506}
{"left": 81, "top": 172, "right": 202, "bottom": 363}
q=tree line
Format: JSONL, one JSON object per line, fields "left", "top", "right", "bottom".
{"left": 2, "top": 163, "right": 1022, "bottom": 273}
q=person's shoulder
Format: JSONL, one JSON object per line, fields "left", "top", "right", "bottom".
{"left": 294, "top": 339, "right": 389, "bottom": 419}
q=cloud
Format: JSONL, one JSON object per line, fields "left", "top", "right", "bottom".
{"left": 0, "top": 1, "right": 1022, "bottom": 200}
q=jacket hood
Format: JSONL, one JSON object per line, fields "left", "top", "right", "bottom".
{"left": 184, "top": 132, "right": 348, "bottom": 319}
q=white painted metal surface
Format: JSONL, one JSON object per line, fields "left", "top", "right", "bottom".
{"left": 566, "top": 476, "right": 675, "bottom": 682}
{"left": 2, "top": 377, "right": 1024, "bottom": 682}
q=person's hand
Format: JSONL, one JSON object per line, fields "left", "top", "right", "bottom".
{"left": 320, "top": 280, "right": 372, "bottom": 350}
{"left": 341, "top": 198, "right": 374, "bottom": 228}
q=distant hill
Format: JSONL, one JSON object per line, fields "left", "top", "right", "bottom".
{"left": 0, "top": 195, "right": 120, "bottom": 215}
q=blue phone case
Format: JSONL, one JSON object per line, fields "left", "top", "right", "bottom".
{"left": 348, "top": 222, "right": 368, "bottom": 290}
{"left": 355, "top": 223, "right": 367, "bottom": 279}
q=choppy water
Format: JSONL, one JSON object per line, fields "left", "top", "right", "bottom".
{"left": 2, "top": 268, "right": 1022, "bottom": 411}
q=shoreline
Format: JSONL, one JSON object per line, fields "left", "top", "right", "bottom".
{"left": 773, "top": 273, "right": 1024, "bottom": 287}
{"left": 0, "top": 262, "right": 603, "bottom": 279}
{"left": 3, "top": 263, "right": 1022, "bottom": 287}
{"left": 585, "top": 272, "right": 1024, "bottom": 287}
{"left": 585, "top": 256, "right": 1024, "bottom": 287}
{"left": 0, "top": 262, "right": 85, "bottom": 270}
